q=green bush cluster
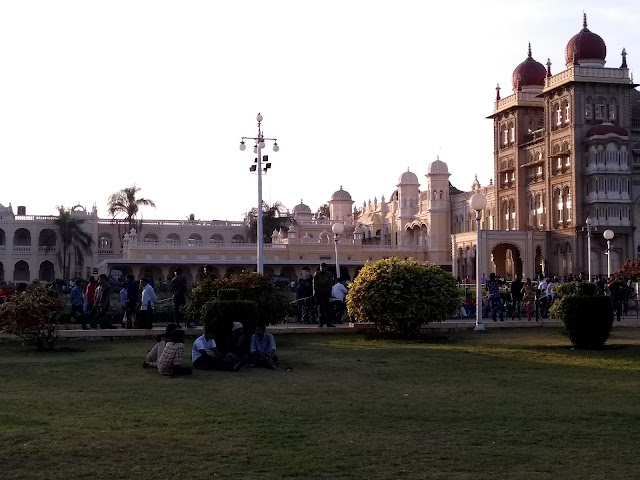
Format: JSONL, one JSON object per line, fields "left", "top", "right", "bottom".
{"left": 550, "top": 281, "right": 613, "bottom": 349}
{"left": 0, "top": 287, "right": 61, "bottom": 351}
{"left": 201, "top": 293, "right": 258, "bottom": 345}
{"left": 185, "top": 272, "right": 289, "bottom": 326}
{"left": 347, "top": 257, "right": 459, "bottom": 338}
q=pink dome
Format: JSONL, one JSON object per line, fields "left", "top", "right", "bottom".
{"left": 565, "top": 14, "right": 606, "bottom": 66}
{"left": 512, "top": 44, "right": 546, "bottom": 91}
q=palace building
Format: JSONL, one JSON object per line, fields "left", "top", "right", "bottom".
{"left": 0, "top": 15, "right": 638, "bottom": 285}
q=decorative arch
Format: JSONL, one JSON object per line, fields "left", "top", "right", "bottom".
{"left": 231, "top": 234, "right": 245, "bottom": 243}
{"left": 39, "top": 261, "right": 55, "bottom": 282}
{"left": 38, "top": 229, "right": 57, "bottom": 248}
{"left": 13, "top": 228, "right": 31, "bottom": 247}
{"left": 319, "top": 231, "right": 331, "bottom": 244}
{"left": 98, "top": 233, "right": 113, "bottom": 249}
{"left": 144, "top": 233, "right": 159, "bottom": 243}
{"left": 166, "top": 233, "right": 181, "bottom": 245}
{"left": 0, "top": 228, "right": 5, "bottom": 246}
{"left": 489, "top": 242, "right": 523, "bottom": 281}
{"left": 188, "top": 233, "right": 203, "bottom": 246}
{"left": 13, "top": 260, "right": 30, "bottom": 282}
{"left": 210, "top": 234, "right": 224, "bottom": 244}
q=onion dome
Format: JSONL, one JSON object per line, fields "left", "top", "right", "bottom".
{"left": 330, "top": 186, "right": 352, "bottom": 201}
{"left": 512, "top": 43, "right": 546, "bottom": 92}
{"left": 471, "top": 174, "right": 481, "bottom": 191}
{"left": 565, "top": 14, "right": 606, "bottom": 67}
{"left": 427, "top": 156, "right": 449, "bottom": 175}
{"left": 586, "top": 122, "right": 628, "bottom": 138}
{"left": 397, "top": 168, "right": 419, "bottom": 186}
{"left": 292, "top": 199, "right": 312, "bottom": 215}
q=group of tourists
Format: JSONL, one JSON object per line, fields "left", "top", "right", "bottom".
{"left": 294, "top": 262, "right": 350, "bottom": 326}
{"left": 143, "top": 323, "right": 278, "bottom": 376}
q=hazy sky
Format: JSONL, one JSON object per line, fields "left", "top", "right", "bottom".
{"left": 1, "top": 0, "right": 638, "bottom": 221}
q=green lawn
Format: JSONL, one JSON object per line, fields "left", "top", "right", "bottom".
{"left": 2, "top": 329, "right": 640, "bottom": 480}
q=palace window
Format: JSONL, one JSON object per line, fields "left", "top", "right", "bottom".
{"left": 595, "top": 104, "right": 606, "bottom": 120}
{"left": 585, "top": 104, "right": 592, "bottom": 119}
{"left": 557, "top": 157, "right": 562, "bottom": 170}
{"left": 564, "top": 102, "right": 570, "bottom": 123}
{"left": 565, "top": 156, "right": 571, "bottom": 167}
{"left": 556, "top": 105, "right": 562, "bottom": 125}
{"left": 565, "top": 190, "right": 572, "bottom": 222}
{"left": 537, "top": 165, "right": 543, "bottom": 176}
{"left": 609, "top": 105, "right": 617, "bottom": 122}
{"left": 510, "top": 126, "right": 515, "bottom": 143}
{"left": 503, "top": 129, "right": 508, "bottom": 145}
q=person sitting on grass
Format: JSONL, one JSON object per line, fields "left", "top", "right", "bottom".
{"left": 225, "top": 322, "right": 250, "bottom": 364}
{"left": 192, "top": 327, "right": 242, "bottom": 372}
{"left": 144, "top": 323, "right": 178, "bottom": 369}
{"left": 249, "top": 325, "right": 277, "bottom": 370}
{"left": 156, "top": 329, "right": 192, "bottom": 377}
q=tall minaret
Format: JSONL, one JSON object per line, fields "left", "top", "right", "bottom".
{"left": 425, "top": 156, "right": 451, "bottom": 259}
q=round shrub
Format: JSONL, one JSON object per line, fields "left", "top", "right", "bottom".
{"left": 0, "top": 287, "right": 62, "bottom": 351}
{"left": 550, "top": 281, "right": 614, "bottom": 349}
{"left": 347, "top": 257, "right": 459, "bottom": 338}
{"left": 185, "top": 272, "right": 289, "bottom": 326}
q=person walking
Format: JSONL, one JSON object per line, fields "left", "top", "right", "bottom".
{"left": 139, "top": 277, "right": 157, "bottom": 330}
{"left": 313, "top": 263, "right": 335, "bottom": 327}
{"left": 125, "top": 274, "right": 139, "bottom": 329}
{"left": 83, "top": 276, "right": 97, "bottom": 330}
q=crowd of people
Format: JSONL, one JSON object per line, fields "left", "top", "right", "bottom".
{"left": 143, "top": 323, "right": 279, "bottom": 376}
{"left": 293, "top": 262, "right": 350, "bottom": 327}
{"left": 460, "top": 271, "right": 637, "bottom": 322}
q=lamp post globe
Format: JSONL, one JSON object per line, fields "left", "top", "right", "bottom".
{"left": 239, "top": 142, "right": 246, "bottom": 151}
{"left": 468, "top": 191, "right": 487, "bottom": 332}
{"left": 332, "top": 223, "right": 344, "bottom": 235}
{"left": 603, "top": 230, "right": 614, "bottom": 241}
{"left": 273, "top": 143, "right": 279, "bottom": 152}
{"left": 585, "top": 217, "right": 592, "bottom": 226}
{"left": 469, "top": 192, "right": 487, "bottom": 212}
{"left": 256, "top": 113, "right": 263, "bottom": 122}
{"left": 332, "top": 222, "right": 344, "bottom": 281}
{"left": 603, "top": 230, "right": 614, "bottom": 279}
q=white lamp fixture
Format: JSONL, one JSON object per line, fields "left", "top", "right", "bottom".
{"left": 603, "top": 229, "right": 614, "bottom": 278}
{"left": 238, "top": 113, "right": 280, "bottom": 275}
{"left": 468, "top": 191, "right": 487, "bottom": 332}
{"left": 332, "top": 222, "right": 345, "bottom": 280}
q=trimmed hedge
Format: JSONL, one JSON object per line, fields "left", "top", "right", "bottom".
{"left": 553, "top": 295, "right": 614, "bottom": 349}
{"left": 347, "top": 257, "right": 459, "bottom": 338}
{"left": 201, "top": 298, "right": 258, "bottom": 348}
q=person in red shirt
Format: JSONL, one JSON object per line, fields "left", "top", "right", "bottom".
{"left": 82, "top": 276, "right": 97, "bottom": 330}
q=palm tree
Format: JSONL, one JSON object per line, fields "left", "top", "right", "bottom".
{"left": 53, "top": 206, "right": 95, "bottom": 281}
{"left": 107, "top": 185, "right": 156, "bottom": 233}
{"left": 245, "top": 201, "right": 294, "bottom": 243}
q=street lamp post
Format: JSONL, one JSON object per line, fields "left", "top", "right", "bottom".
{"left": 603, "top": 229, "right": 614, "bottom": 278}
{"left": 583, "top": 217, "right": 596, "bottom": 281}
{"left": 239, "top": 113, "right": 280, "bottom": 275}
{"left": 469, "top": 192, "right": 487, "bottom": 332}
{"left": 332, "top": 222, "right": 344, "bottom": 280}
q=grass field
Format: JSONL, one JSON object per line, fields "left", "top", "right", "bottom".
{"left": 2, "top": 329, "right": 640, "bottom": 480}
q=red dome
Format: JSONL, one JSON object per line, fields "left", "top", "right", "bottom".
{"left": 512, "top": 44, "right": 546, "bottom": 91}
{"left": 565, "top": 14, "right": 606, "bottom": 65}
{"left": 586, "top": 123, "right": 628, "bottom": 138}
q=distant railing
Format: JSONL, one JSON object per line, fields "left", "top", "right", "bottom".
{"left": 97, "top": 219, "right": 245, "bottom": 227}
{"left": 38, "top": 246, "right": 56, "bottom": 253}
{"left": 13, "top": 246, "right": 31, "bottom": 252}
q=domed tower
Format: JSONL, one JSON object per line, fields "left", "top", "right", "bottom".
{"left": 565, "top": 13, "right": 607, "bottom": 67}
{"left": 425, "top": 157, "right": 451, "bottom": 261}
{"left": 328, "top": 187, "right": 354, "bottom": 221}
{"left": 292, "top": 200, "right": 312, "bottom": 223}
{"left": 396, "top": 169, "right": 420, "bottom": 219}
{"left": 512, "top": 43, "right": 546, "bottom": 93}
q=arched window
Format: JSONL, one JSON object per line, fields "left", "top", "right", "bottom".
{"left": 232, "top": 234, "right": 245, "bottom": 243}
{"left": 509, "top": 199, "right": 516, "bottom": 230}
{"left": 564, "top": 187, "right": 572, "bottom": 223}
{"left": 210, "top": 234, "right": 224, "bottom": 244}
{"left": 98, "top": 233, "right": 112, "bottom": 249}
{"left": 13, "top": 228, "right": 31, "bottom": 247}
{"left": 166, "top": 233, "right": 181, "bottom": 245}
{"left": 144, "top": 233, "right": 158, "bottom": 243}
{"left": 188, "top": 233, "right": 203, "bottom": 246}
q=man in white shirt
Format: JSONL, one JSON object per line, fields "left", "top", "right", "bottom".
{"left": 192, "top": 327, "right": 241, "bottom": 371}
{"left": 138, "top": 278, "right": 157, "bottom": 329}
{"left": 330, "top": 280, "right": 349, "bottom": 324}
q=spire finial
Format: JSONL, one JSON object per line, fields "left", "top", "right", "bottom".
{"left": 436, "top": 154, "right": 440, "bottom": 161}
{"left": 496, "top": 83, "right": 501, "bottom": 101}
{"left": 583, "top": 12, "right": 588, "bottom": 30}
{"left": 528, "top": 42, "right": 532, "bottom": 58}
{"left": 407, "top": 167, "right": 410, "bottom": 172}
{"left": 340, "top": 185, "right": 343, "bottom": 190}
{"left": 621, "top": 48, "right": 628, "bottom": 69}
{"left": 546, "top": 58, "right": 552, "bottom": 77}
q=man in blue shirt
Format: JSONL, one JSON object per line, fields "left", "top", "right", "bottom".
{"left": 69, "top": 280, "right": 84, "bottom": 325}
{"left": 250, "top": 325, "right": 277, "bottom": 370}
{"left": 192, "top": 327, "right": 241, "bottom": 372}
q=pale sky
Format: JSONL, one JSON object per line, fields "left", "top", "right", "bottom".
{"left": 1, "top": 0, "right": 638, "bottom": 221}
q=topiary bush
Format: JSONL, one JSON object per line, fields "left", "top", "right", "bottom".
{"left": 347, "top": 257, "right": 459, "bottom": 338}
{"left": 550, "top": 281, "right": 613, "bottom": 349}
{"left": 0, "top": 287, "right": 62, "bottom": 351}
{"left": 185, "top": 272, "right": 289, "bottom": 326}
